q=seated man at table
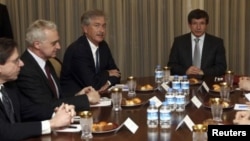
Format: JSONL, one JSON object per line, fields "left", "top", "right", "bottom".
{"left": 167, "top": 9, "right": 227, "bottom": 76}
{"left": 60, "top": 9, "right": 121, "bottom": 96}
{"left": 0, "top": 37, "right": 75, "bottom": 140}
{"left": 16, "top": 19, "right": 100, "bottom": 111}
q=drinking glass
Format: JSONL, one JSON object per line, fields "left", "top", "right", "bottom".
{"left": 79, "top": 111, "right": 93, "bottom": 139}
{"left": 225, "top": 70, "right": 234, "bottom": 88}
{"left": 220, "top": 82, "right": 230, "bottom": 102}
{"left": 111, "top": 88, "right": 122, "bottom": 111}
{"left": 127, "top": 76, "right": 137, "bottom": 97}
{"left": 210, "top": 98, "right": 223, "bottom": 122}
{"left": 192, "top": 124, "right": 207, "bottom": 141}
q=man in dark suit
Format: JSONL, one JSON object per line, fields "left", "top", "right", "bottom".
{"left": 0, "top": 4, "right": 13, "bottom": 38}
{"left": 0, "top": 38, "right": 75, "bottom": 140}
{"left": 60, "top": 9, "right": 121, "bottom": 96}
{"left": 16, "top": 19, "right": 100, "bottom": 111}
{"left": 167, "top": 9, "right": 227, "bottom": 76}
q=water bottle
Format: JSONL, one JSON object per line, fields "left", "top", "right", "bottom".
{"left": 159, "top": 101, "right": 171, "bottom": 129}
{"left": 181, "top": 75, "right": 190, "bottom": 105}
{"left": 172, "top": 75, "right": 180, "bottom": 91}
{"left": 155, "top": 65, "right": 163, "bottom": 89}
{"left": 165, "top": 88, "right": 176, "bottom": 111}
{"left": 175, "top": 88, "right": 185, "bottom": 112}
{"left": 147, "top": 100, "right": 158, "bottom": 128}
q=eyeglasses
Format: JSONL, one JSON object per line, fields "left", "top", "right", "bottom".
{"left": 6, "top": 57, "right": 21, "bottom": 65}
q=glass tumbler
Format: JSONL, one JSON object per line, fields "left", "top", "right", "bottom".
{"left": 225, "top": 70, "right": 234, "bottom": 88}
{"left": 79, "top": 111, "right": 93, "bottom": 139}
{"left": 111, "top": 87, "right": 122, "bottom": 111}
{"left": 127, "top": 76, "right": 137, "bottom": 97}
{"left": 192, "top": 124, "right": 207, "bottom": 141}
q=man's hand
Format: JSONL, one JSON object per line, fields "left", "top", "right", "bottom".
{"left": 86, "top": 89, "right": 100, "bottom": 104}
{"left": 186, "top": 66, "right": 203, "bottom": 75}
{"left": 75, "top": 86, "right": 95, "bottom": 96}
{"left": 233, "top": 110, "right": 250, "bottom": 125}
{"left": 238, "top": 77, "right": 250, "bottom": 91}
{"left": 108, "top": 69, "right": 121, "bottom": 77}
{"left": 50, "top": 103, "right": 75, "bottom": 130}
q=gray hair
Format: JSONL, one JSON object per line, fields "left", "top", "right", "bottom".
{"left": 80, "top": 9, "right": 106, "bottom": 26}
{"left": 26, "top": 19, "right": 57, "bottom": 46}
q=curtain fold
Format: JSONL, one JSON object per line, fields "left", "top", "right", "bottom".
{"left": 2, "top": 0, "right": 249, "bottom": 80}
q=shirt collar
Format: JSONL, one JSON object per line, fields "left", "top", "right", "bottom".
{"left": 191, "top": 33, "right": 205, "bottom": 41}
{"left": 27, "top": 49, "right": 46, "bottom": 69}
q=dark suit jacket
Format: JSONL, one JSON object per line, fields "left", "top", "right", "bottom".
{"left": 0, "top": 4, "right": 13, "bottom": 38}
{"left": 0, "top": 82, "right": 54, "bottom": 141}
{"left": 167, "top": 33, "right": 227, "bottom": 76}
{"left": 60, "top": 35, "right": 120, "bottom": 96}
{"left": 16, "top": 50, "right": 90, "bottom": 111}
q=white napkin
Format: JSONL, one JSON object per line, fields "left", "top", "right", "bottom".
{"left": 108, "top": 84, "right": 128, "bottom": 91}
{"left": 54, "top": 124, "right": 81, "bottom": 132}
{"left": 90, "top": 97, "right": 111, "bottom": 107}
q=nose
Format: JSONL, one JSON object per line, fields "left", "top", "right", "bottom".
{"left": 19, "top": 59, "right": 24, "bottom": 67}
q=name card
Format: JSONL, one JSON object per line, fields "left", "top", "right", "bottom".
{"left": 150, "top": 96, "right": 162, "bottom": 108}
{"left": 191, "top": 96, "right": 202, "bottom": 108}
{"left": 176, "top": 115, "right": 195, "bottom": 131}
{"left": 124, "top": 117, "right": 138, "bottom": 134}
{"left": 202, "top": 81, "right": 209, "bottom": 93}
{"left": 161, "top": 82, "right": 170, "bottom": 91}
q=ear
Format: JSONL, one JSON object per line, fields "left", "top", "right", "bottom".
{"left": 33, "top": 41, "right": 41, "bottom": 49}
{"left": 82, "top": 25, "right": 88, "bottom": 34}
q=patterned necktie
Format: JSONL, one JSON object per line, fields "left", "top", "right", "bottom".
{"left": 193, "top": 38, "right": 201, "bottom": 68}
{"left": 95, "top": 48, "right": 100, "bottom": 73}
{"left": 45, "top": 61, "right": 58, "bottom": 98}
{"left": 0, "top": 86, "right": 15, "bottom": 123}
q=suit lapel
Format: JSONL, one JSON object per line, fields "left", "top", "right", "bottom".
{"left": 201, "top": 34, "right": 210, "bottom": 68}
{"left": 25, "top": 51, "right": 60, "bottom": 97}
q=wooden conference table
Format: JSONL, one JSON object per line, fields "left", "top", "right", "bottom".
{"left": 25, "top": 76, "right": 246, "bottom": 141}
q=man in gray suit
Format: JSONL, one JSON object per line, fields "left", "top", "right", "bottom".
{"left": 168, "top": 9, "right": 227, "bottom": 76}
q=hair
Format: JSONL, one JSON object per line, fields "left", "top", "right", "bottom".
{"left": 80, "top": 9, "right": 106, "bottom": 26}
{"left": 0, "top": 38, "right": 17, "bottom": 65}
{"left": 25, "top": 19, "right": 57, "bottom": 46}
{"left": 188, "top": 9, "right": 209, "bottom": 24}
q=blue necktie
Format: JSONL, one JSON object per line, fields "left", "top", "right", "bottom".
{"left": 1, "top": 86, "right": 15, "bottom": 123}
{"left": 96, "top": 48, "right": 100, "bottom": 73}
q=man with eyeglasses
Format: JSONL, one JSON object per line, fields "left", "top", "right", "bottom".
{"left": 0, "top": 38, "right": 75, "bottom": 140}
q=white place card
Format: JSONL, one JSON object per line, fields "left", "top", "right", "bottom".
{"left": 202, "top": 82, "right": 209, "bottom": 93}
{"left": 150, "top": 96, "right": 162, "bottom": 108}
{"left": 123, "top": 117, "right": 138, "bottom": 134}
{"left": 161, "top": 82, "right": 170, "bottom": 91}
{"left": 90, "top": 97, "right": 111, "bottom": 107}
{"left": 234, "top": 104, "right": 250, "bottom": 111}
{"left": 175, "top": 115, "right": 195, "bottom": 131}
{"left": 245, "top": 93, "right": 250, "bottom": 101}
{"left": 191, "top": 96, "right": 202, "bottom": 108}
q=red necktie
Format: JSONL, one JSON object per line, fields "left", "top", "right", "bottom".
{"left": 45, "top": 61, "right": 58, "bottom": 98}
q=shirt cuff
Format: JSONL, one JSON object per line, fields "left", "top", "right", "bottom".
{"left": 107, "top": 81, "right": 111, "bottom": 86}
{"left": 41, "top": 120, "right": 51, "bottom": 135}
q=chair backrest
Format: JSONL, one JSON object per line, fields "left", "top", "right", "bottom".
{"left": 48, "top": 57, "right": 62, "bottom": 78}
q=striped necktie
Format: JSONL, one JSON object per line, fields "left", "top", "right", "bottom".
{"left": 0, "top": 86, "right": 15, "bottom": 123}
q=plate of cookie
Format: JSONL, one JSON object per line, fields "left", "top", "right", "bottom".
{"left": 136, "top": 84, "right": 154, "bottom": 92}
{"left": 189, "top": 78, "right": 202, "bottom": 85}
{"left": 209, "top": 84, "right": 234, "bottom": 93}
{"left": 92, "top": 121, "right": 119, "bottom": 134}
{"left": 203, "top": 98, "right": 234, "bottom": 109}
{"left": 121, "top": 97, "right": 143, "bottom": 107}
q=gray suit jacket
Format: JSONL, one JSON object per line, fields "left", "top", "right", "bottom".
{"left": 167, "top": 33, "right": 227, "bottom": 76}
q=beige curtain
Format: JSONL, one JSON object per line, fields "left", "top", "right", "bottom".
{"left": 3, "top": 0, "right": 250, "bottom": 80}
